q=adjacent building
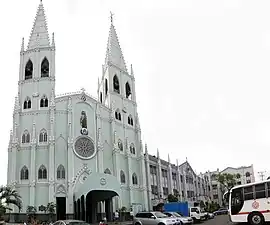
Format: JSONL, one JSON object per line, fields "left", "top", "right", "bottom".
{"left": 207, "top": 165, "right": 255, "bottom": 206}
{"left": 145, "top": 150, "right": 212, "bottom": 209}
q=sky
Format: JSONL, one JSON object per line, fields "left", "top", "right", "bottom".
{"left": 0, "top": 0, "right": 270, "bottom": 185}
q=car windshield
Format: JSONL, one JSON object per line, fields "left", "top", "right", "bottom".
{"left": 68, "top": 222, "right": 91, "bottom": 225}
{"left": 172, "top": 212, "right": 182, "bottom": 217}
{"left": 154, "top": 212, "right": 168, "bottom": 218}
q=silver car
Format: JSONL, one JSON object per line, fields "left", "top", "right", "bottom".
{"left": 163, "top": 212, "right": 193, "bottom": 224}
{"left": 52, "top": 220, "right": 90, "bottom": 225}
{"left": 134, "top": 211, "right": 177, "bottom": 225}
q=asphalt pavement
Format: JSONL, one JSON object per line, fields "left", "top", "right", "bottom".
{"left": 202, "top": 215, "right": 232, "bottom": 225}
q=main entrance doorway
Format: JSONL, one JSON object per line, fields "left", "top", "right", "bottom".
{"left": 74, "top": 190, "right": 118, "bottom": 223}
{"left": 56, "top": 197, "right": 66, "bottom": 220}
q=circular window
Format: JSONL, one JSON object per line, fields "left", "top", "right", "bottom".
{"left": 74, "top": 136, "right": 95, "bottom": 159}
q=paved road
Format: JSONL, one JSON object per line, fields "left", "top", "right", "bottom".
{"left": 202, "top": 215, "right": 232, "bottom": 225}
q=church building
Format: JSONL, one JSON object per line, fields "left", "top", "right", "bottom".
{"left": 7, "top": 1, "right": 148, "bottom": 222}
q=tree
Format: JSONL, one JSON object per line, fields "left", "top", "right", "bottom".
{"left": 0, "top": 186, "right": 22, "bottom": 221}
{"left": 167, "top": 194, "right": 178, "bottom": 202}
{"left": 217, "top": 172, "right": 241, "bottom": 202}
{"left": 217, "top": 173, "right": 241, "bottom": 190}
{"left": 45, "top": 202, "right": 56, "bottom": 221}
{"left": 199, "top": 201, "right": 205, "bottom": 209}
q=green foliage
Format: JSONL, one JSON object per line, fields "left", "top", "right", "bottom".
{"left": 0, "top": 186, "right": 22, "bottom": 218}
{"left": 217, "top": 173, "right": 241, "bottom": 190}
{"left": 199, "top": 201, "right": 205, "bottom": 209}
{"left": 45, "top": 202, "right": 56, "bottom": 214}
{"left": 167, "top": 194, "right": 178, "bottom": 202}
{"left": 205, "top": 201, "right": 220, "bottom": 213}
{"left": 120, "top": 206, "right": 127, "bottom": 212}
{"left": 26, "top": 206, "right": 37, "bottom": 215}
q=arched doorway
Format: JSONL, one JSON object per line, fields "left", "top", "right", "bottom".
{"left": 73, "top": 172, "right": 121, "bottom": 223}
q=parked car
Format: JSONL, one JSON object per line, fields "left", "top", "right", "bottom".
{"left": 134, "top": 211, "right": 177, "bottom": 225}
{"left": 53, "top": 220, "right": 90, "bottom": 225}
{"left": 213, "top": 208, "right": 228, "bottom": 215}
{"left": 206, "top": 212, "right": 214, "bottom": 219}
{"left": 163, "top": 212, "right": 193, "bottom": 224}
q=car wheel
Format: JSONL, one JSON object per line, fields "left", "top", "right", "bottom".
{"left": 248, "top": 212, "right": 265, "bottom": 225}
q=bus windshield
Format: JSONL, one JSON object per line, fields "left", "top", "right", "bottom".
{"left": 230, "top": 187, "right": 244, "bottom": 215}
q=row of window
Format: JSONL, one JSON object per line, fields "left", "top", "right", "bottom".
{"left": 114, "top": 110, "right": 134, "bottom": 126}
{"left": 117, "top": 139, "right": 136, "bottom": 154}
{"left": 21, "top": 165, "right": 139, "bottom": 186}
{"left": 24, "top": 58, "right": 49, "bottom": 80}
{"left": 20, "top": 164, "right": 65, "bottom": 180}
{"left": 99, "top": 76, "right": 132, "bottom": 104}
{"left": 104, "top": 168, "right": 139, "bottom": 185}
{"left": 23, "top": 95, "right": 49, "bottom": 110}
{"left": 21, "top": 129, "right": 48, "bottom": 144}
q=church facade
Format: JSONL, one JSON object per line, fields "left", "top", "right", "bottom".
{"left": 7, "top": 1, "right": 147, "bottom": 222}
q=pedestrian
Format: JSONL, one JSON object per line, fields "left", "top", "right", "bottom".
{"left": 114, "top": 210, "right": 119, "bottom": 223}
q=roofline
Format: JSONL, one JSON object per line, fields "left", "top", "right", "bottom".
{"left": 218, "top": 165, "right": 253, "bottom": 174}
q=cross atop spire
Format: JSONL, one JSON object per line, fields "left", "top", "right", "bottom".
{"left": 27, "top": 0, "right": 50, "bottom": 50}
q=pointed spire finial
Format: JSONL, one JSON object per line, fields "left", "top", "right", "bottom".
{"left": 110, "top": 11, "right": 114, "bottom": 25}
{"left": 157, "top": 148, "right": 160, "bottom": 158}
{"left": 186, "top": 157, "right": 188, "bottom": 162}
{"left": 176, "top": 159, "right": 179, "bottom": 166}
{"left": 168, "top": 153, "right": 170, "bottom": 163}
{"left": 51, "top": 32, "right": 55, "bottom": 46}
{"left": 130, "top": 64, "right": 134, "bottom": 76}
{"left": 145, "top": 143, "right": 148, "bottom": 154}
{"left": 21, "top": 37, "right": 24, "bottom": 52}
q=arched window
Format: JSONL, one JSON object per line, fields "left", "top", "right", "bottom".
{"left": 57, "top": 165, "right": 65, "bottom": 179}
{"left": 22, "top": 130, "right": 30, "bottom": 144}
{"left": 132, "top": 173, "right": 138, "bottom": 185}
{"left": 23, "top": 97, "right": 32, "bottom": 109}
{"left": 113, "top": 75, "right": 120, "bottom": 94}
{"left": 115, "top": 109, "right": 121, "bottom": 121}
{"left": 38, "top": 165, "right": 47, "bottom": 179}
{"left": 39, "top": 129, "right": 48, "bottom": 143}
{"left": 130, "top": 143, "right": 135, "bottom": 154}
{"left": 105, "top": 79, "right": 108, "bottom": 95}
{"left": 120, "top": 170, "right": 125, "bottom": 184}
{"left": 25, "top": 59, "right": 33, "bottom": 80}
{"left": 246, "top": 172, "right": 251, "bottom": 177}
{"left": 118, "top": 139, "right": 123, "bottom": 151}
{"left": 40, "top": 95, "right": 49, "bottom": 108}
{"left": 41, "top": 57, "right": 49, "bottom": 77}
{"left": 100, "top": 92, "right": 103, "bottom": 103}
{"left": 125, "top": 82, "right": 131, "bottom": 99}
{"left": 20, "top": 166, "right": 29, "bottom": 180}
{"left": 104, "top": 168, "right": 111, "bottom": 174}
{"left": 128, "top": 115, "right": 133, "bottom": 126}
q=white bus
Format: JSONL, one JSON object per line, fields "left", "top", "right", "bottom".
{"left": 229, "top": 180, "right": 270, "bottom": 225}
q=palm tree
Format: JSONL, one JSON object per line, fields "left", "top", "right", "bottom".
{"left": 0, "top": 186, "right": 22, "bottom": 221}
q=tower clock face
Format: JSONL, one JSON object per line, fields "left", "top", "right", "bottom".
{"left": 74, "top": 136, "right": 95, "bottom": 159}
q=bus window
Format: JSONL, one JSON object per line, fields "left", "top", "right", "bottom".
{"left": 244, "top": 186, "right": 253, "bottom": 200}
{"left": 231, "top": 188, "right": 244, "bottom": 215}
{"left": 255, "top": 183, "right": 266, "bottom": 199}
{"left": 267, "top": 182, "right": 270, "bottom": 197}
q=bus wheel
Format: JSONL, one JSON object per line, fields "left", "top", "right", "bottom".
{"left": 248, "top": 212, "right": 265, "bottom": 225}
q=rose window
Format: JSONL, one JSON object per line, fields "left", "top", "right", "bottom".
{"left": 74, "top": 137, "right": 95, "bottom": 159}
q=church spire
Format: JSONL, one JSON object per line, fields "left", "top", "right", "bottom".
{"left": 27, "top": 0, "right": 50, "bottom": 50}
{"left": 105, "top": 12, "right": 127, "bottom": 72}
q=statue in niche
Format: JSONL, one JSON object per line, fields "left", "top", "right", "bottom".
{"left": 80, "top": 111, "right": 88, "bottom": 135}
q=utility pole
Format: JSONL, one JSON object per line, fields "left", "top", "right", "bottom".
{"left": 258, "top": 171, "right": 266, "bottom": 181}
